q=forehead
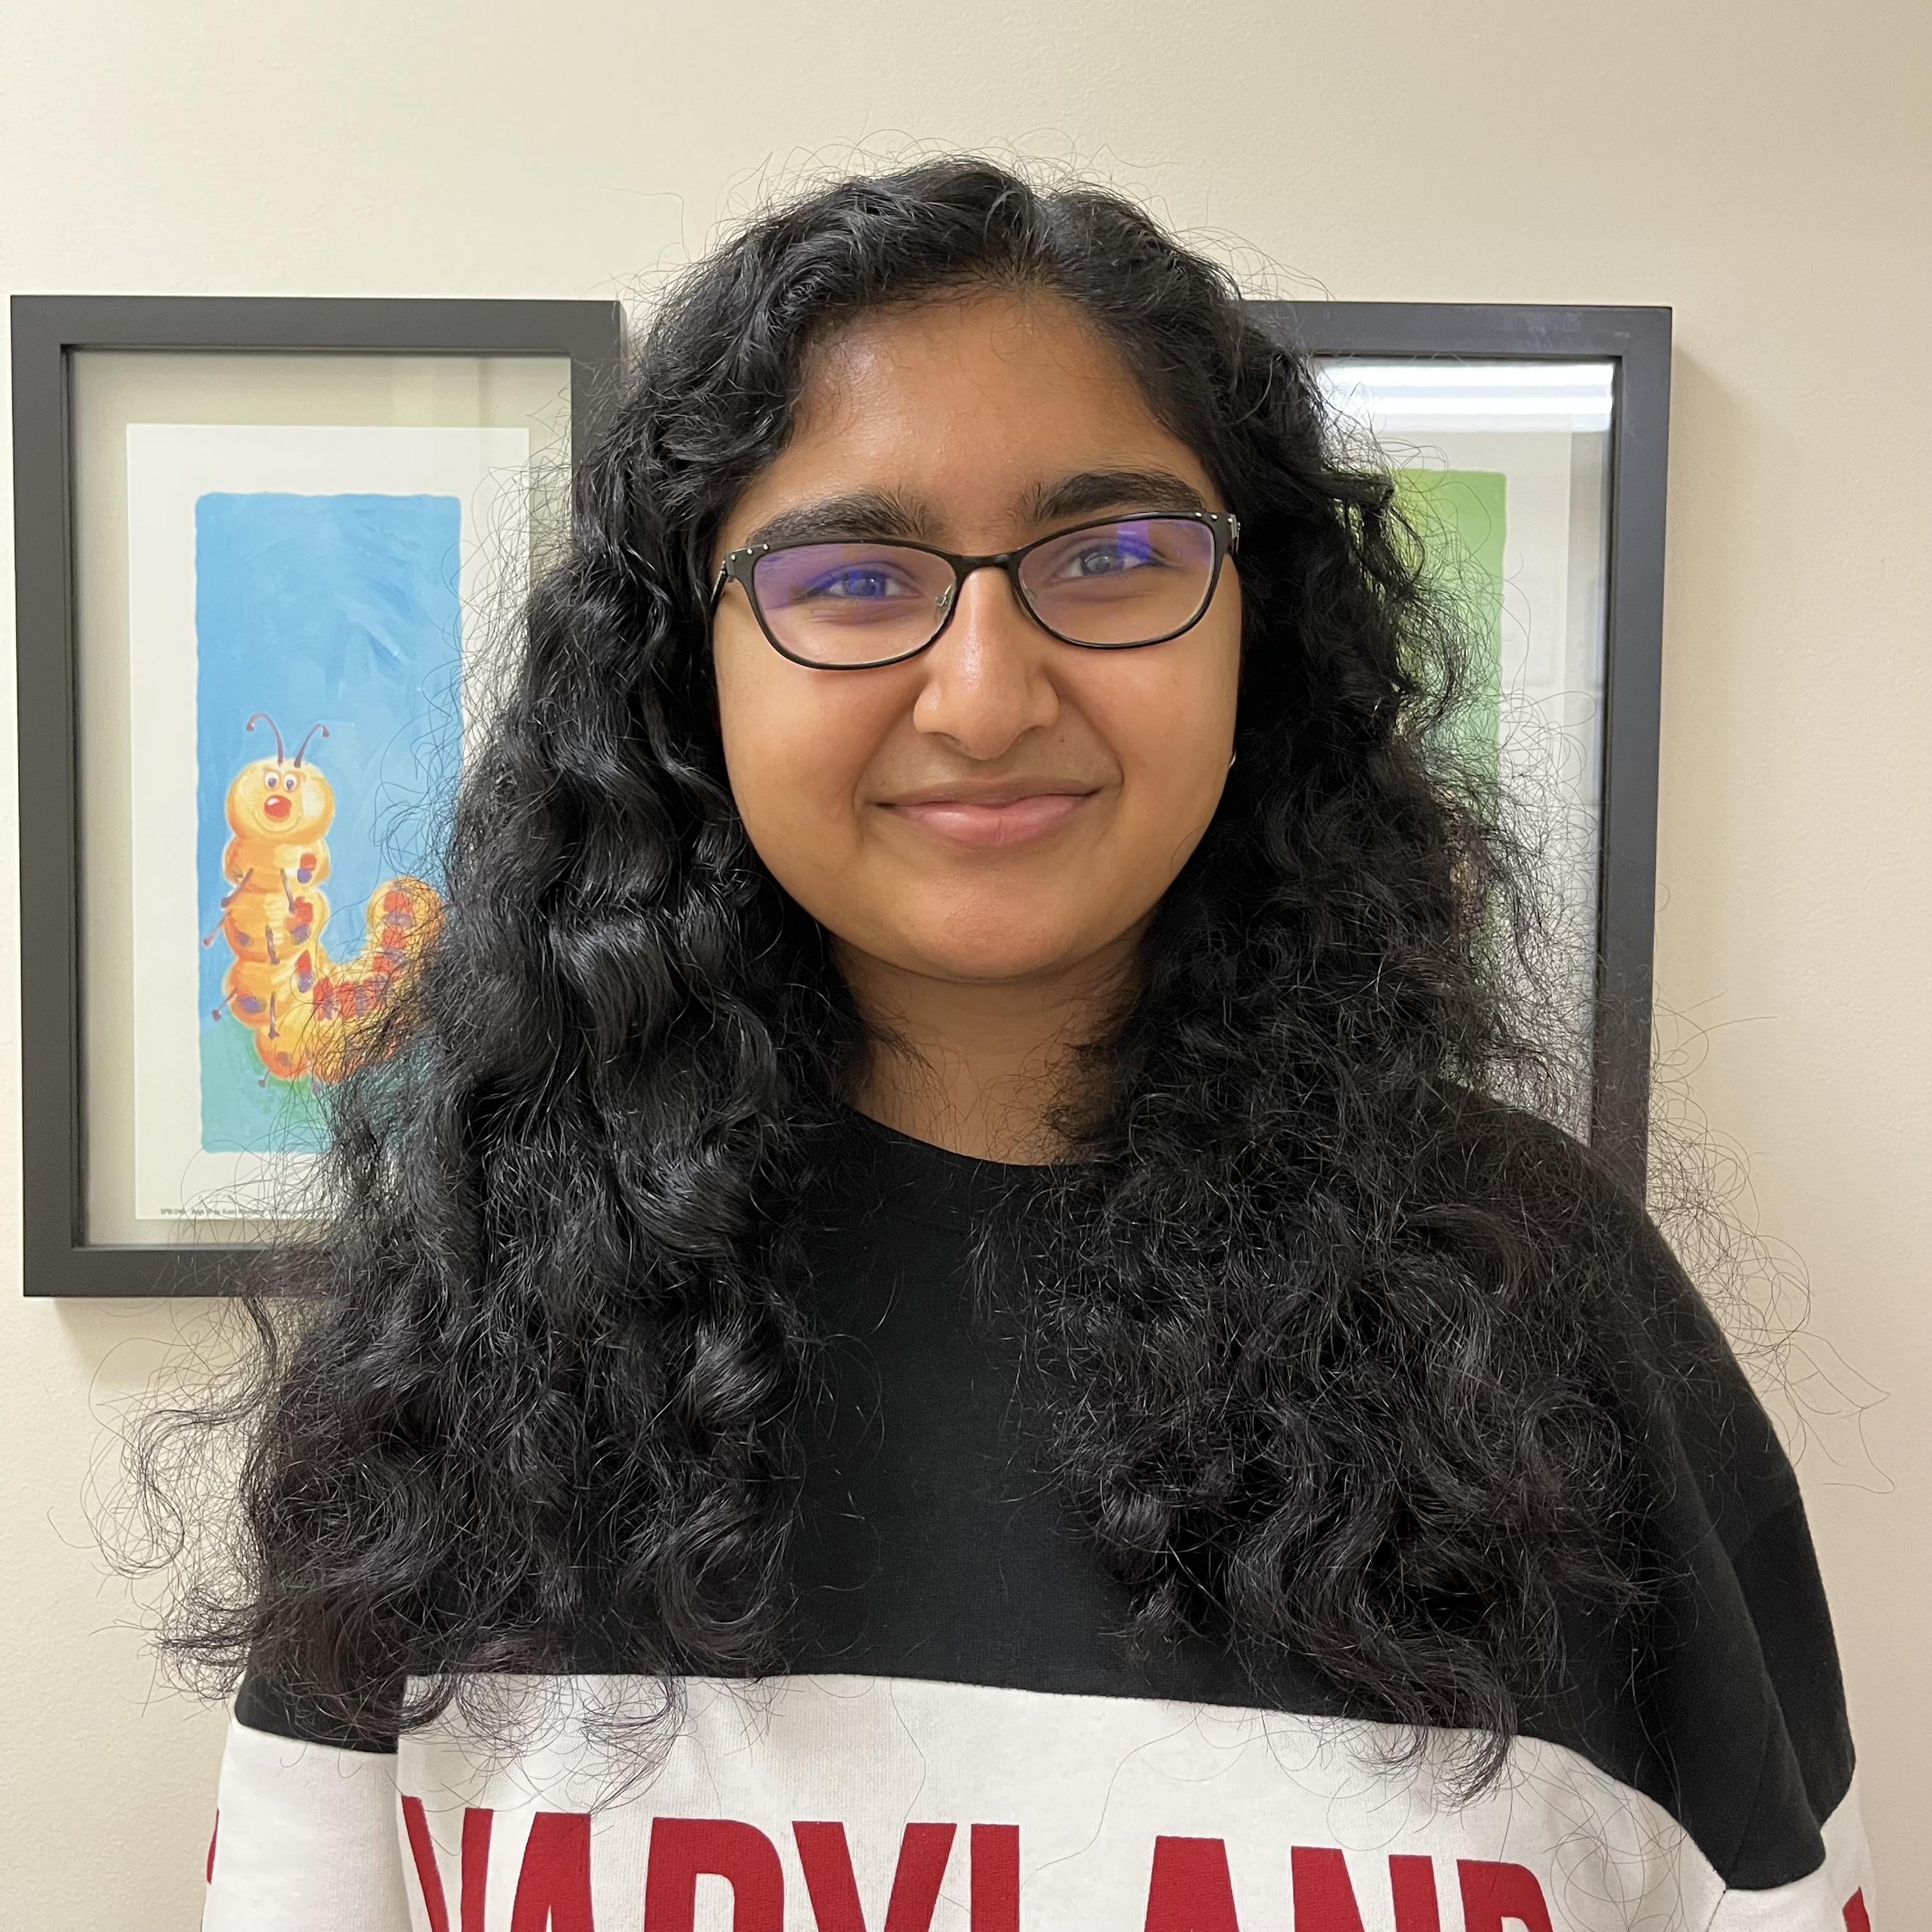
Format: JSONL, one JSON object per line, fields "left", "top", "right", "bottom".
{"left": 721, "top": 291, "right": 1216, "bottom": 542}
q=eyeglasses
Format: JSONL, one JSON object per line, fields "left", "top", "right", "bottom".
{"left": 710, "top": 510, "right": 1240, "bottom": 670}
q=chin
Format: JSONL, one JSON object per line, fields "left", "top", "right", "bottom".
{"left": 895, "top": 916, "right": 1110, "bottom": 985}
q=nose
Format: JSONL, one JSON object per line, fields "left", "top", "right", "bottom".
{"left": 909, "top": 564, "right": 1061, "bottom": 759}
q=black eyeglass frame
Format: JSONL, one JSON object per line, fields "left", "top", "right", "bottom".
{"left": 710, "top": 509, "right": 1241, "bottom": 670}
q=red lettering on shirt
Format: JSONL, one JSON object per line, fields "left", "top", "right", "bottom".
{"left": 1291, "top": 1846, "right": 1366, "bottom": 1931}
{"left": 970, "top": 1825, "right": 1020, "bottom": 1932}
{"left": 1457, "top": 1859, "right": 1554, "bottom": 1932}
{"left": 463, "top": 1808, "right": 494, "bottom": 1932}
{"left": 511, "top": 1811, "right": 594, "bottom": 1932}
{"left": 1843, "top": 1890, "right": 1872, "bottom": 1932}
{"left": 1143, "top": 1835, "right": 1241, "bottom": 1932}
{"left": 795, "top": 1821, "right": 956, "bottom": 1931}
{"left": 402, "top": 1795, "right": 452, "bottom": 1932}
{"left": 401, "top": 1800, "right": 496, "bottom": 1932}
{"left": 205, "top": 1812, "right": 218, "bottom": 1885}
{"left": 645, "top": 1817, "right": 785, "bottom": 1931}
{"left": 1388, "top": 1854, "right": 1443, "bottom": 1932}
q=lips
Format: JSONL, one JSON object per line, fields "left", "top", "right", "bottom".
{"left": 880, "top": 785, "right": 1098, "bottom": 850}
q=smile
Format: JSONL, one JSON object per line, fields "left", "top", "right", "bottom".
{"left": 881, "top": 790, "right": 1098, "bottom": 849}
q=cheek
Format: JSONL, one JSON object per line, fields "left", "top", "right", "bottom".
{"left": 1089, "top": 620, "right": 1243, "bottom": 852}
{"left": 712, "top": 628, "right": 898, "bottom": 888}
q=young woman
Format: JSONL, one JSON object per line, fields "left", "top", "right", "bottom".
{"left": 192, "top": 160, "right": 1873, "bottom": 1929}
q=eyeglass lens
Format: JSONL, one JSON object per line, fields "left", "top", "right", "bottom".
{"left": 749, "top": 516, "right": 1219, "bottom": 666}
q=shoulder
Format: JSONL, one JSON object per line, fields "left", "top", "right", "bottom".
{"left": 1423, "top": 1094, "right": 1802, "bottom": 1545}
{"left": 236, "top": 1667, "right": 401, "bottom": 1754}
{"left": 1446, "top": 1098, "right": 1804, "bottom": 1542}
{"left": 1434, "top": 1100, "right": 1863, "bottom": 1890}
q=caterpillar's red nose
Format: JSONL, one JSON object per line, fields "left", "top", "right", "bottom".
{"left": 263, "top": 794, "right": 291, "bottom": 822}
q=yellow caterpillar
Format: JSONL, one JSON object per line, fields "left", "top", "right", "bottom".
{"left": 205, "top": 712, "right": 441, "bottom": 1085}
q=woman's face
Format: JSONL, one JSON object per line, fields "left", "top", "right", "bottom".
{"left": 710, "top": 290, "right": 1242, "bottom": 992}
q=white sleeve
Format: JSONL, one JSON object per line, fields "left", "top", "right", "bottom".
{"left": 203, "top": 1711, "right": 415, "bottom": 1931}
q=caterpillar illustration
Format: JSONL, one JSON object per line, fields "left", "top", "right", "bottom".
{"left": 204, "top": 712, "right": 441, "bottom": 1086}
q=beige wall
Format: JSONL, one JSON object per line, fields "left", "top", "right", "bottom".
{"left": 2, "top": 1, "right": 1926, "bottom": 1921}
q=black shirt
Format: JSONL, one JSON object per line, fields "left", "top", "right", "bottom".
{"left": 215, "top": 1106, "right": 1874, "bottom": 1931}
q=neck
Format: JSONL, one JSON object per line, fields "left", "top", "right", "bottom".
{"left": 837, "top": 931, "right": 1142, "bottom": 1163}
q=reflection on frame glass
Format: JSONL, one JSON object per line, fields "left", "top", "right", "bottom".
{"left": 1319, "top": 356, "right": 1616, "bottom": 1116}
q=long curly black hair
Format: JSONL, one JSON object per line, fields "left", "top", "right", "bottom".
{"left": 149, "top": 157, "right": 1662, "bottom": 1790}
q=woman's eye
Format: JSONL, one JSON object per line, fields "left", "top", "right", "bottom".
{"left": 804, "top": 566, "right": 908, "bottom": 599}
{"left": 1062, "top": 537, "right": 1158, "bottom": 578}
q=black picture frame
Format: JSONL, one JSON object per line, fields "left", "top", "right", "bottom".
{"left": 1247, "top": 302, "right": 1671, "bottom": 1194}
{"left": 12, "top": 295, "right": 625, "bottom": 1298}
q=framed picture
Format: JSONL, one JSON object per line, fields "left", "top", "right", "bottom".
{"left": 1246, "top": 303, "right": 1671, "bottom": 1190}
{"left": 12, "top": 295, "right": 624, "bottom": 1296}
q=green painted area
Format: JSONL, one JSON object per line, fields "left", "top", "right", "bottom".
{"left": 1392, "top": 468, "right": 1506, "bottom": 790}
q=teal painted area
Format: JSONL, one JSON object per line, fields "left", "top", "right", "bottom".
{"left": 194, "top": 489, "right": 463, "bottom": 1153}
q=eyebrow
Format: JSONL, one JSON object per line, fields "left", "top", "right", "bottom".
{"left": 1022, "top": 468, "right": 1211, "bottom": 525}
{"left": 735, "top": 467, "right": 1212, "bottom": 555}
{"left": 739, "top": 489, "right": 931, "bottom": 553}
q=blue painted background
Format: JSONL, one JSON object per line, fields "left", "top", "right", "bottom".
{"left": 193, "top": 491, "right": 463, "bottom": 1153}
